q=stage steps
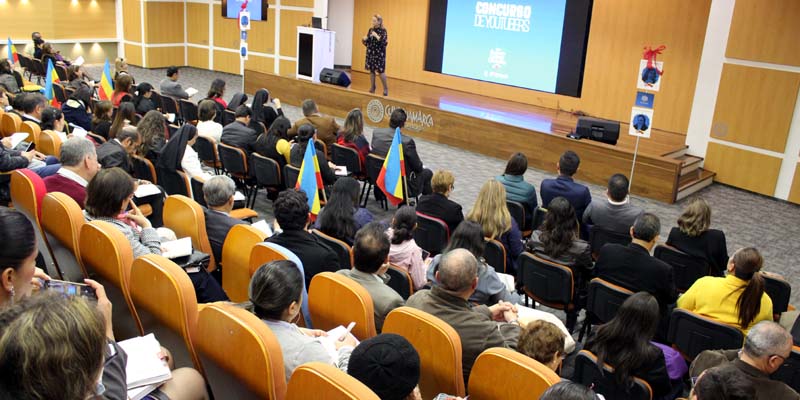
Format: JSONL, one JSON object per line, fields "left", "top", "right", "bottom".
{"left": 673, "top": 153, "right": 716, "bottom": 201}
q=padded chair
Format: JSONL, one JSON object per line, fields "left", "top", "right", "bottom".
{"left": 1, "top": 112, "right": 21, "bottom": 137}
{"left": 40, "top": 192, "right": 87, "bottom": 281}
{"left": 194, "top": 135, "right": 222, "bottom": 174}
{"left": 17, "top": 53, "right": 33, "bottom": 80}
{"left": 222, "top": 225, "right": 267, "bottom": 302}
{"left": 222, "top": 109, "right": 235, "bottom": 126}
{"left": 483, "top": 238, "right": 507, "bottom": 274}
{"left": 314, "top": 139, "right": 328, "bottom": 158}
{"left": 364, "top": 153, "right": 387, "bottom": 209}
{"left": 131, "top": 155, "right": 158, "bottom": 184}
{"left": 52, "top": 82, "right": 68, "bottom": 104}
{"left": 414, "top": 212, "right": 450, "bottom": 256}
{"left": 38, "top": 130, "right": 62, "bottom": 156}
{"left": 308, "top": 272, "right": 377, "bottom": 340}
{"left": 219, "top": 143, "right": 256, "bottom": 206}
{"left": 386, "top": 264, "right": 413, "bottom": 300}
{"left": 249, "top": 242, "right": 291, "bottom": 276}
{"left": 311, "top": 229, "right": 353, "bottom": 269}
{"left": 773, "top": 346, "right": 800, "bottom": 393}
{"left": 129, "top": 254, "right": 203, "bottom": 373}
{"left": 519, "top": 252, "right": 574, "bottom": 311}
{"left": 330, "top": 143, "right": 363, "bottom": 175}
{"left": 30, "top": 58, "right": 45, "bottom": 83}
{"left": 286, "top": 362, "right": 378, "bottom": 400}
{"left": 158, "top": 167, "right": 192, "bottom": 197}
{"left": 579, "top": 278, "right": 633, "bottom": 342}
{"left": 383, "top": 307, "right": 465, "bottom": 399}
{"left": 667, "top": 309, "right": 744, "bottom": 361}
{"left": 54, "top": 64, "right": 68, "bottom": 82}
{"left": 161, "top": 96, "right": 180, "bottom": 119}
{"left": 20, "top": 121, "right": 41, "bottom": 147}
{"left": 251, "top": 153, "right": 283, "bottom": 202}
{"left": 163, "top": 195, "right": 217, "bottom": 272}
{"left": 79, "top": 221, "right": 143, "bottom": 340}
{"left": 179, "top": 99, "right": 199, "bottom": 123}
{"left": 189, "top": 177, "right": 258, "bottom": 221}
{"left": 283, "top": 164, "right": 300, "bottom": 190}
{"left": 589, "top": 225, "right": 632, "bottom": 259}
{"left": 10, "top": 169, "right": 57, "bottom": 274}
{"left": 654, "top": 244, "right": 710, "bottom": 293}
{"left": 764, "top": 273, "right": 792, "bottom": 316}
{"left": 195, "top": 303, "right": 287, "bottom": 400}
{"left": 468, "top": 348, "right": 560, "bottom": 400}
{"left": 532, "top": 207, "right": 547, "bottom": 231}
{"left": 574, "top": 350, "right": 653, "bottom": 400}
{"left": 506, "top": 200, "right": 531, "bottom": 236}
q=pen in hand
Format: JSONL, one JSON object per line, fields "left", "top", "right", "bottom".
{"left": 339, "top": 322, "right": 356, "bottom": 342}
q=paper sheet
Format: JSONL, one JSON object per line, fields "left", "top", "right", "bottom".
{"left": 134, "top": 183, "right": 161, "bottom": 198}
{"left": 185, "top": 87, "right": 199, "bottom": 97}
{"left": 9, "top": 132, "right": 28, "bottom": 149}
{"left": 117, "top": 334, "right": 171, "bottom": 390}
{"left": 334, "top": 166, "right": 348, "bottom": 176}
{"left": 251, "top": 220, "right": 273, "bottom": 237}
{"left": 161, "top": 237, "right": 192, "bottom": 259}
{"left": 234, "top": 191, "right": 246, "bottom": 201}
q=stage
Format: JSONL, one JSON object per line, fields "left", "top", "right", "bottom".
{"left": 244, "top": 70, "right": 714, "bottom": 203}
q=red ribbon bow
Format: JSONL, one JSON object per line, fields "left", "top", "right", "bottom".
{"left": 642, "top": 45, "right": 666, "bottom": 75}
{"left": 240, "top": 0, "right": 248, "bottom": 11}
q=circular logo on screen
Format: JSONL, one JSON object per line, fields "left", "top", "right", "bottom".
{"left": 367, "top": 99, "right": 384, "bottom": 123}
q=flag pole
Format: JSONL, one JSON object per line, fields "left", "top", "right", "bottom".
{"left": 402, "top": 175, "right": 410, "bottom": 206}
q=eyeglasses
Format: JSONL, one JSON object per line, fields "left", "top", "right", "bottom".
{"left": 770, "top": 353, "right": 791, "bottom": 367}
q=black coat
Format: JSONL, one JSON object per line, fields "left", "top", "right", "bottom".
{"left": 266, "top": 229, "right": 340, "bottom": 290}
{"left": 220, "top": 121, "right": 258, "bottom": 155}
{"left": 415, "top": 192, "right": 464, "bottom": 234}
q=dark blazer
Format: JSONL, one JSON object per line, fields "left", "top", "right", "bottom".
{"left": 266, "top": 229, "right": 341, "bottom": 289}
{"left": 220, "top": 121, "right": 258, "bottom": 155}
{"left": 583, "top": 342, "right": 673, "bottom": 399}
{"left": 0, "top": 145, "right": 29, "bottom": 202}
{"left": 594, "top": 243, "right": 677, "bottom": 316}
{"left": 204, "top": 208, "right": 245, "bottom": 266}
{"left": 290, "top": 144, "right": 337, "bottom": 186}
{"left": 416, "top": 192, "right": 464, "bottom": 234}
{"left": 20, "top": 115, "right": 41, "bottom": 127}
{"left": 666, "top": 227, "right": 729, "bottom": 276}
{"left": 97, "top": 140, "right": 132, "bottom": 174}
{"left": 371, "top": 127, "right": 424, "bottom": 174}
{"left": 62, "top": 100, "right": 92, "bottom": 131}
{"left": 92, "top": 120, "right": 112, "bottom": 140}
{"left": 540, "top": 175, "right": 592, "bottom": 223}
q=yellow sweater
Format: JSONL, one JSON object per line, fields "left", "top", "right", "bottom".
{"left": 677, "top": 274, "right": 773, "bottom": 334}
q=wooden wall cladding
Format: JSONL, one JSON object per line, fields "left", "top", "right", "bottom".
{"left": 788, "top": 163, "right": 800, "bottom": 205}
{"left": 214, "top": 50, "right": 240, "bottom": 75}
{"left": 245, "top": 55, "right": 275, "bottom": 75}
{"left": 248, "top": 8, "right": 278, "bottom": 54}
{"left": 144, "top": 2, "right": 185, "bottom": 44}
{"left": 279, "top": 10, "right": 313, "bottom": 58}
{"left": 726, "top": 0, "right": 800, "bottom": 66}
{"left": 124, "top": 43, "right": 143, "bottom": 67}
{"left": 279, "top": 59, "right": 296, "bottom": 77}
{"left": 188, "top": 46, "right": 209, "bottom": 70}
{"left": 146, "top": 46, "right": 184, "bottom": 68}
{"left": 187, "top": 3, "right": 210, "bottom": 46}
{"left": 213, "top": 4, "right": 243, "bottom": 50}
{"left": 1, "top": 0, "right": 115, "bottom": 40}
{"left": 711, "top": 64, "right": 800, "bottom": 153}
{"left": 122, "top": 0, "right": 142, "bottom": 42}
{"left": 704, "top": 142, "right": 782, "bottom": 196}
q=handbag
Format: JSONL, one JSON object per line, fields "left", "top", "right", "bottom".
{"left": 172, "top": 250, "right": 210, "bottom": 273}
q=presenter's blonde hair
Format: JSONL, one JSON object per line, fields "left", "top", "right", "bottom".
{"left": 373, "top": 14, "right": 384, "bottom": 28}
{"left": 467, "top": 179, "right": 512, "bottom": 239}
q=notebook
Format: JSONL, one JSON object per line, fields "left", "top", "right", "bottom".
{"left": 251, "top": 220, "right": 273, "bottom": 237}
{"left": 185, "top": 88, "right": 199, "bottom": 97}
{"left": 318, "top": 324, "right": 360, "bottom": 360}
{"left": 161, "top": 237, "right": 193, "bottom": 259}
{"left": 9, "top": 132, "right": 28, "bottom": 149}
{"left": 134, "top": 183, "right": 161, "bottom": 198}
{"left": 334, "top": 166, "right": 348, "bottom": 176}
{"left": 117, "top": 334, "right": 171, "bottom": 399}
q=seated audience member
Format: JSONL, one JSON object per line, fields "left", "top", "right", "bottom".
{"left": 0, "top": 132, "right": 60, "bottom": 194}
{"left": 288, "top": 99, "right": 340, "bottom": 150}
{"left": 39, "top": 106, "right": 66, "bottom": 133}
{"left": 136, "top": 110, "right": 166, "bottom": 162}
{"left": 227, "top": 92, "right": 248, "bottom": 111}
{"left": 61, "top": 86, "right": 93, "bottom": 131}
{"left": 21, "top": 92, "right": 46, "bottom": 126}
{"left": 406, "top": 248, "right": 521, "bottom": 382}
{"left": 97, "top": 126, "right": 140, "bottom": 174}
{"left": 197, "top": 100, "right": 223, "bottom": 142}
{"left": 158, "top": 124, "right": 211, "bottom": 181}
{"left": 32, "top": 31, "right": 44, "bottom": 59}
{"left": 66, "top": 64, "right": 94, "bottom": 91}
{"left": 496, "top": 152, "right": 538, "bottom": 220}
{"left": 108, "top": 101, "right": 136, "bottom": 139}
{"left": 160, "top": 66, "right": 190, "bottom": 99}
{"left": 583, "top": 173, "right": 643, "bottom": 234}
{"left": 0, "top": 207, "right": 51, "bottom": 307}
{"left": 40, "top": 42, "right": 66, "bottom": 68}
{"left": 526, "top": 196, "right": 592, "bottom": 329}
{"left": 338, "top": 222, "right": 405, "bottom": 332}
{"left": 0, "top": 59, "right": 20, "bottom": 93}
{"left": 255, "top": 115, "right": 292, "bottom": 167}
{"left": 690, "top": 321, "right": 797, "bottom": 399}
{"left": 666, "top": 197, "right": 729, "bottom": 276}
{"left": 202, "top": 175, "right": 245, "bottom": 267}
{"left": 690, "top": 364, "right": 756, "bottom": 400}
{"left": 221, "top": 105, "right": 258, "bottom": 155}
{"left": 594, "top": 213, "right": 677, "bottom": 322}
{"left": 540, "top": 381, "right": 598, "bottom": 400}
{"left": 91, "top": 100, "right": 113, "bottom": 139}
{"left": 540, "top": 150, "right": 591, "bottom": 237}
{"left": 249, "top": 88, "right": 284, "bottom": 135}
{"left": 266, "top": 189, "right": 340, "bottom": 289}
{"left": 43, "top": 137, "right": 100, "bottom": 206}
{"left": 249, "top": 260, "right": 357, "bottom": 380}
{"left": 348, "top": 334, "right": 423, "bottom": 400}
{"left": 290, "top": 124, "right": 338, "bottom": 186}
{"left": 316, "top": 177, "right": 373, "bottom": 245}
{"left": 584, "top": 292, "right": 675, "bottom": 399}
{"left": 8, "top": 91, "right": 26, "bottom": 116}
{"left": 427, "top": 221, "right": 521, "bottom": 305}
{"left": 111, "top": 74, "right": 134, "bottom": 107}
{"left": 517, "top": 320, "right": 566, "bottom": 372}
{"left": 678, "top": 247, "right": 772, "bottom": 334}
{"left": 415, "top": 169, "right": 464, "bottom": 234}
{"left": 467, "top": 179, "right": 523, "bottom": 275}
{"left": 206, "top": 78, "right": 228, "bottom": 110}
{"left": 337, "top": 108, "right": 371, "bottom": 169}
{"left": 134, "top": 82, "right": 158, "bottom": 114}
{"left": 370, "top": 108, "right": 432, "bottom": 196}
{"left": 114, "top": 57, "right": 134, "bottom": 83}
{"left": 387, "top": 206, "right": 428, "bottom": 290}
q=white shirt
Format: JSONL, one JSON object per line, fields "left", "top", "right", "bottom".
{"left": 56, "top": 167, "right": 88, "bottom": 187}
{"left": 197, "top": 121, "right": 223, "bottom": 143}
{"left": 181, "top": 146, "right": 212, "bottom": 181}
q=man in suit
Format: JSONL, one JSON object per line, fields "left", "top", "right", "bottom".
{"left": 97, "top": 126, "right": 140, "bottom": 174}
{"left": 20, "top": 93, "right": 46, "bottom": 127}
{"left": 220, "top": 105, "right": 258, "bottom": 155}
{"left": 540, "top": 150, "right": 592, "bottom": 238}
{"left": 583, "top": 173, "right": 644, "bottom": 234}
{"left": 337, "top": 221, "right": 405, "bottom": 332}
{"left": 594, "top": 213, "right": 677, "bottom": 336}
{"left": 43, "top": 137, "right": 100, "bottom": 207}
{"left": 266, "top": 189, "right": 340, "bottom": 289}
{"left": 159, "top": 66, "right": 190, "bottom": 100}
{"left": 371, "top": 108, "right": 433, "bottom": 197}
{"left": 287, "top": 99, "right": 340, "bottom": 151}
{"left": 32, "top": 32, "right": 44, "bottom": 59}
{"left": 415, "top": 169, "right": 463, "bottom": 233}
{"left": 203, "top": 175, "right": 245, "bottom": 274}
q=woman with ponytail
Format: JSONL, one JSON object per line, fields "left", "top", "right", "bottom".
{"left": 678, "top": 247, "right": 773, "bottom": 333}
{"left": 387, "top": 206, "right": 428, "bottom": 290}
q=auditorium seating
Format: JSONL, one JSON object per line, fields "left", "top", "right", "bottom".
{"left": 251, "top": 153, "right": 283, "bottom": 203}
{"left": 38, "top": 130, "right": 62, "bottom": 157}
{"left": 764, "top": 272, "right": 792, "bottom": 317}
{"left": 286, "top": 362, "right": 378, "bottom": 400}
{"left": 218, "top": 143, "right": 256, "bottom": 207}
{"left": 483, "top": 237, "right": 507, "bottom": 274}
{"left": 519, "top": 252, "right": 575, "bottom": 314}
{"left": 222, "top": 224, "right": 267, "bottom": 302}
{"left": 653, "top": 244, "right": 709, "bottom": 292}
{"left": 773, "top": 346, "right": 800, "bottom": 393}
{"left": 468, "top": 348, "right": 560, "bottom": 400}
{"left": 667, "top": 309, "right": 744, "bottom": 361}
{"left": 364, "top": 153, "right": 388, "bottom": 209}
{"left": 132, "top": 155, "right": 158, "bottom": 184}
{"left": 574, "top": 350, "right": 653, "bottom": 400}
{"left": 1, "top": 111, "right": 20, "bottom": 137}
{"left": 579, "top": 278, "right": 633, "bottom": 342}
{"left": 40, "top": 192, "right": 87, "bottom": 280}
{"left": 163, "top": 195, "right": 217, "bottom": 272}
{"left": 158, "top": 168, "right": 192, "bottom": 197}
{"left": 193, "top": 135, "right": 222, "bottom": 174}
{"left": 308, "top": 272, "right": 376, "bottom": 340}
{"left": 20, "top": 121, "right": 41, "bottom": 147}
{"left": 589, "top": 225, "right": 631, "bottom": 259}
{"left": 414, "top": 212, "right": 450, "bottom": 256}
{"left": 310, "top": 229, "right": 353, "bottom": 269}
{"left": 10, "top": 169, "right": 57, "bottom": 273}
{"left": 249, "top": 242, "right": 290, "bottom": 277}
{"left": 282, "top": 164, "right": 300, "bottom": 190}
{"left": 385, "top": 264, "right": 413, "bottom": 300}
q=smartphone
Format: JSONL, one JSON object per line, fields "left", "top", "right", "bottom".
{"left": 421, "top": 249, "right": 431, "bottom": 260}
{"left": 43, "top": 279, "right": 97, "bottom": 300}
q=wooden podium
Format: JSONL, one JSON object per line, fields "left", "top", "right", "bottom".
{"left": 296, "top": 27, "right": 335, "bottom": 83}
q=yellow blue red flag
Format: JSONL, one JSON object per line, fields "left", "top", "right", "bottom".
{"left": 43, "top": 59, "right": 60, "bottom": 107}
{"left": 377, "top": 127, "right": 406, "bottom": 205}
{"left": 296, "top": 141, "right": 324, "bottom": 220}
{"left": 98, "top": 59, "right": 114, "bottom": 100}
{"left": 6, "top": 38, "right": 18, "bottom": 65}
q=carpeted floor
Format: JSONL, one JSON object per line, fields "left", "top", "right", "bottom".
{"left": 95, "top": 65, "right": 800, "bottom": 307}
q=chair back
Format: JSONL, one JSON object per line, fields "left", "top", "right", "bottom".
{"left": 161, "top": 96, "right": 180, "bottom": 117}
{"left": 149, "top": 90, "right": 163, "bottom": 111}
{"left": 179, "top": 99, "right": 198, "bottom": 122}
{"left": 10, "top": 169, "right": 56, "bottom": 272}
{"left": 506, "top": 200, "right": 529, "bottom": 233}
{"left": 308, "top": 272, "right": 377, "bottom": 340}
{"left": 286, "top": 362, "right": 378, "bottom": 400}
{"left": 53, "top": 82, "right": 68, "bottom": 103}
{"left": 41, "top": 192, "right": 87, "bottom": 280}
{"left": 483, "top": 238, "right": 507, "bottom": 274}
{"left": 764, "top": 273, "right": 792, "bottom": 316}
{"left": 190, "top": 176, "right": 207, "bottom": 206}
{"left": 38, "top": 130, "right": 62, "bottom": 156}
{"left": 158, "top": 167, "right": 192, "bottom": 196}
{"left": 589, "top": 225, "right": 632, "bottom": 258}
{"left": 129, "top": 254, "right": 203, "bottom": 373}
{"left": 532, "top": 207, "right": 547, "bottom": 231}
{"left": 1, "top": 112, "right": 21, "bottom": 137}
{"left": 131, "top": 155, "right": 158, "bottom": 184}
{"left": 414, "top": 212, "right": 450, "bottom": 256}
{"left": 79, "top": 221, "right": 143, "bottom": 339}
{"left": 667, "top": 309, "right": 744, "bottom": 360}
{"left": 586, "top": 278, "right": 633, "bottom": 325}
{"left": 20, "top": 121, "right": 41, "bottom": 146}
{"left": 773, "top": 346, "right": 800, "bottom": 393}
{"left": 383, "top": 307, "right": 465, "bottom": 399}
{"left": 222, "top": 109, "right": 235, "bottom": 126}
{"left": 163, "top": 195, "right": 216, "bottom": 271}
{"left": 468, "top": 348, "right": 560, "bottom": 400}
{"left": 249, "top": 243, "right": 291, "bottom": 276}
{"left": 331, "top": 143, "right": 363, "bottom": 175}
{"left": 222, "top": 225, "right": 267, "bottom": 302}
{"left": 87, "top": 131, "right": 106, "bottom": 144}
{"left": 314, "top": 139, "right": 327, "bottom": 158}
{"left": 196, "top": 303, "right": 287, "bottom": 400}
{"left": 54, "top": 64, "right": 68, "bottom": 81}
{"left": 574, "top": 350, "right": 653, "bottom": 400}
{"left": 654, "top": 244, "right": 709, "bottom": 292}
{"left": 385, "top": 264, "right": 413, "bottom": 300}
{"left": 519, "top": 252, "right": 574, "bottom": 310}
{"left": 311, "top": 229, "right": 353, "bottom": 269}
{"left": 219, "top": 143, "right": 249, "bottom": 178}
{"left": 365, "top": 153, "right": 384, "bottom": 185}
{"left": 194, "top": 135, "right": 221, "bottom": 172}
{"left": 283, "top": 164, "right": 300, "bottom": 189}
{"left": 252, "top": 153, "right": 283, "bottom": 187}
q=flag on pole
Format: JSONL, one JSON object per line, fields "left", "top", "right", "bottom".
{"left": 98, "top": 59, "right": 114, "bottom": 100}
{"left": 295, "top": 141, "right": 324, "bottom": 221}
{"left": 43, "top": 59, "right": 60, "bottom": 107}
{"left": 6, "top": 38, "right": 18, "bottom": 66}
{"left": 376, "top": 127, "right": 406, "bottom": 206}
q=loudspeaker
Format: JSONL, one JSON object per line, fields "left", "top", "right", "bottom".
{"left": 319, "top": 68, "right": 351, "bottom": 87}
{"left": 575, "top": 117, "right": 620, "bottom": 145}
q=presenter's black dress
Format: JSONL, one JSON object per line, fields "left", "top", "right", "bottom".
{"left": 362, "top": 27, "right": 388, "bottom": 73}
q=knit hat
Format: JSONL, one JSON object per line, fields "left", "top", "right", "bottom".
{"left": 347, "top": 333, "right": 420, "bottom": 400}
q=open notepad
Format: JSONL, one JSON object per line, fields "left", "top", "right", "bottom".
{"left": 318, "top": 324, "right": 360, "bottom": 361}
{"left": 185, "top": 87, "right": 199, "bottom": 97}
{"left": 9, "top": 132, "right": 28, "bottom": 149}
{"left": 161, "top": 237, "right": 193, "bottom": 259}
{"left": 134, "top": 183, "right": 161, "bottom": 198}
{"left": 117, "top": 334, "right": 171, "bottom": 400}
{"left": 251, "top": 220, "right": 273, "bottom": 237}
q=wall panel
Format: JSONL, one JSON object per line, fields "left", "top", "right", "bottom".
{"left": 124, "top": 43, "right": 143, "bottom": 66}
{"left": 52, "top": 0, "right": 116, "bottom": 39}
{"left": 122, "top": 0, "right": 142, "bottom": 42}
{"left": 788, "top": 164, "right": 800, "bottom": 205}
{"left": 144, "top": 2, "right": 185, "bottom": 44}
{"left": 704, "top": 142, "right": 782, "bottom": 196}
{"left": 188, "top": 47, "right": 209, "bottom": 70}
{"left": 279, "top": 59, "right": 297, "bottom": 77}
{"left": 283, "top": 0, "right": 313, "bottom": 7}
{"left": 280, "top": 10, "right": 313, "bottom": 58}
{"left": 245, "top": 54, "right": 274, "bottom": 75}
{"left": 214, "top": 50, "right": 240, "bottom": 74}
{"left": 726, "top": 0, "right": 800, "bottom": 66}
{"left": 187, "top": 3, "right": 210, "bottom": 45}
{"left": 214, "top": 4, "right": 242, "bottom": 49}
{"left": 146, "top": 46, "right": 185, "bottom": 68}
{"left": 248, "top": 8, "right": 277, "bottom": 54}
